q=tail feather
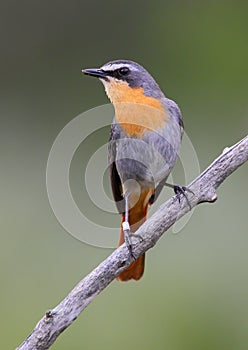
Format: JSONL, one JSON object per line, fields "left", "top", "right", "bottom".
{"left": 117, "top": 252, "right": 145, "bottom": 281}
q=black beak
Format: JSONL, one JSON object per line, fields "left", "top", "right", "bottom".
{"left": 82, "top": 68, "right": 108, "bottom": 79}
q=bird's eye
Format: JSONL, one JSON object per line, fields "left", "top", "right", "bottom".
{"left": 119, "top": 67, "right": 130, "bottom": 76}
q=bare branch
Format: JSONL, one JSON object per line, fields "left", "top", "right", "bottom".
{"left": 17, "top": 135, "right": 248, "bottom": 350}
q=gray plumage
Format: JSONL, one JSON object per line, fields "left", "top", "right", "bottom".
{"left": 105, "top": 60, "right": 183, "bottom": 213}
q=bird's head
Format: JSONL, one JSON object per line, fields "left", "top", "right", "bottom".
{"left": 82, "top": 60, "right": 164, "bottom": 105}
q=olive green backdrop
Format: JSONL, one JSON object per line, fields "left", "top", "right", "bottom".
{"left": 1, "top": 1, "right": 247, "bottom": 349}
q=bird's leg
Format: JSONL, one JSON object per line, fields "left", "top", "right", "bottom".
{"left": 122, "top": 194, "right": 137, "bottom": 260}
{"left": 164, "top": 182, "right": 194, "bottom": 209}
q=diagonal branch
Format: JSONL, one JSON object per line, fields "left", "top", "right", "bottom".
{"left": 17, "top": 135, "right": 248, "bottom": 350}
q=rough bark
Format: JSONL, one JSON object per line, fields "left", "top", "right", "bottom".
{"left": 17, "top": 135, "right": 248, "bottom": 350}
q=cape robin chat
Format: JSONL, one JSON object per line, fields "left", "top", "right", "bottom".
{"left": 83, "top": 60, "right": 184, "bottom": 281}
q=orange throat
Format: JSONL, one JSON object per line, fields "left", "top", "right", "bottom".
{"left": 104, "top": 80, "right": 167, "bottom": 137}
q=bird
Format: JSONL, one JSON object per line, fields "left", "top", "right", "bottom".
{"left": 83, "top": 60, "right": 184, "bottom": 281}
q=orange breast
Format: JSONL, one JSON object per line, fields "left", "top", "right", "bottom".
{"left": 104, "top": 80, "right": 167, "bottom": 137}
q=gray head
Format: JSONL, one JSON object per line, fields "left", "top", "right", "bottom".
{"left": 83, "top": 60, "right": 165, "bottom": 100}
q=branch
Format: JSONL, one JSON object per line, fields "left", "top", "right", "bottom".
{"left": 17, "top": 135, "right": 248, "bottom": 350}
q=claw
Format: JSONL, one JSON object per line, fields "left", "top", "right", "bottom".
{"left": 173, "top": 185, "right": 194, "bottom": 209}
{"left": 122, "top": 222, "right": 137, "bottom": 260}
{"left": 129, "top": 232, "right": 144, "bottom": 243}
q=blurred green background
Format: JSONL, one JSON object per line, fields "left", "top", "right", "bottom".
{"left": 1, "top": 0, "right": 248, "bottom": 349}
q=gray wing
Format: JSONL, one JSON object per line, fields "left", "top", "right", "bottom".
{"left": 165, "top": 97, "right": 184, "bottom": 139}
{"left": 108, "top": 121, "right": 125, "bottom": 214}
{"left": 150, "top": 98, "right": 184, "bottom": 203}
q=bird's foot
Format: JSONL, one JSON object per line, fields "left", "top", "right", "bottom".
{"left": 122, "top": 222, "right": 138, "bottom": 260}
{"left": 173, "top": 185, "right": 194, "bottom": 209}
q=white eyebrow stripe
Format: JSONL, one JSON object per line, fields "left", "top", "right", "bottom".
{"left": 101, "top": 63, "right": 137, "bottom": 71}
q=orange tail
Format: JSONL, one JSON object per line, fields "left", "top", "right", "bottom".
{"left": 117, "top": 193, "right": 150, "bottom": 282}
